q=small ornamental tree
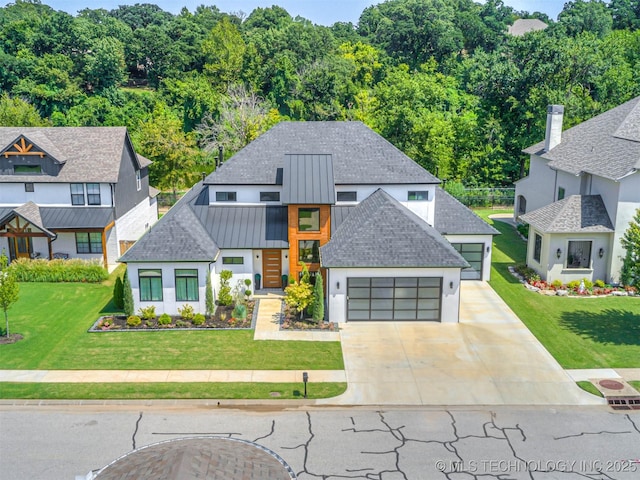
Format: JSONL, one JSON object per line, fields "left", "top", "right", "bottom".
{"left": 312, "top": 272, "right": 324, "bottom": 323}
{"left": 205, "top": 271, "right": 214, "bottom": 316}
{"left": 113, "top": 275, "right": 124, "bottom": 310}
{"left": 218, "top": 270, "right": 233, "bottom": 306}
{"left": 122, "top": 268, "right": 134, "bottom": 316}
{"left": 0, "top": 254, "right": 19, "bottom": 337}
{"left": 284, "top": 280, "right": 313, "bottom": 320}
{"left": 620, "top": 208, "right": 640, "bottom": 287}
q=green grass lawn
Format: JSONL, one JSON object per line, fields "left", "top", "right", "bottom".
{"left": 0, "top": 269, "right": 343, "bottom": 371}
{"left": 475, "top": 209, "right": 640, "bottom": 369}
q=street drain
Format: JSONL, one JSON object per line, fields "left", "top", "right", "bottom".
{"left": 592, "top": 378, "right": 640, "bottom": 410}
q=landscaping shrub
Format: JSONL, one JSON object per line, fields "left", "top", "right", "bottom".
{"left": 594, "top": 279, "right": 606, "bottom": 288}
{"left": 516, "top": 223, "right": 529, "bottom": 239}
{"left": 205, "top": 273, "right": 214, "bottom": 316}
{"left": 138, "top": 306, "right": 156, "bottom": 320}
{"left": 122, "top": 269, "right": 134, "bottom": 316}
{"left": 232, "top": 303, "right": 247, "bottom": 320}
{"left": 567, "top": 280, "right": 581, "bottom": 290}
{"left": 551, "top": 279, "right": 563, "bottom": 289}
{"left": 178, "top": 304, "right": 195, "bottom": 320}
{"left": 312, "top": 273, "right": 324, "bottom": 322}
{"left": 113, "top": 276, "right": 124, "bottom": 309}
{"left": 9, "top": 258, "right": 107, "bottom": 283}
{"left": 582, "top": 278, "right": 594, "bottom": 289}
{"left": 217, "top": 270, "right": 233, "bottom": 306}
{"left": 192, "top": 313, "right": 205, "bottom": 325}
{"left": 158, "top": 313, "right": 171, "bottom": 325}
{"left": 127, "top": 315, "right": 141, "bottom": 327}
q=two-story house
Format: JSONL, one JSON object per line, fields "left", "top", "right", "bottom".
{"left": 0, "top": 127, "right": 159, "bottom": 268}
{"left": 121, "top": 122, "right": 498, "bottom": 323}
{"left": 514, "top": 97, "right": 640, "bottom": 284}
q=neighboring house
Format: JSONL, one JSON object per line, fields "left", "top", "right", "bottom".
{"left": 0, "top": 127, "right": 159, "bottom": 268}
{"left": 507, "top": 18, "right": 548, "bottom": 36}
{"left": 514, "top": 97, "right": 640, "bottom": 284}
{"left": 120, "top": 122, "right": 498, "bottom": 323}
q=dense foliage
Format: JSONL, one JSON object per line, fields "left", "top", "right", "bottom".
{"left": 8, "top": 258, "right": 108, "bottom": 282}
{"left": 1, "top": 0, "right": 639, "bottom": 188}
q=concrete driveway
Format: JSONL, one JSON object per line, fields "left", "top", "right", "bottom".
{"left": 325, "top": 282, "right": 603, "bottom": 406}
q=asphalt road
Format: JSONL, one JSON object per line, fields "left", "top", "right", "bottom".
{"left": 1, "top": 404, "right": 639, "bottom": 479}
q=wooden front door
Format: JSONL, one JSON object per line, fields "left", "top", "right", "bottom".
{"left": 262, "top": 249, "right": 282, "bottom": 288}
{"left": 14, "top": 237, "right": 31, "bottom": 259}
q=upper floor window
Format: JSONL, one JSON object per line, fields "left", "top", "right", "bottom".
{"left": 533, "top": 233, "right": 542, "bottom": 263}
{"left": 557, "top": 187, "right": 565, "bottom": 201}
{"left": 71, "top": 183, "right": 85, "bottom": 205}
{"left": 24, "top": 183, "right": 34, "bottom": 192}
{"left": 299, "top": 240, "right": 320, "bottom": 263}
{"left": 136, "top": 170, "right": 141, "bottom": 191}
{"left": 86, "top": 183, "right": 101, "bottom": 205}
{"left": 216, "top": 191, "right": 237, "bottom": 202}
{"left": 337, "top": 191, "right": 357, "bottom": 202}
{"left": 14, "top": 165, "right": 41, "bottom": 174}
{"left": 408, "top": 191, "right": 428, "bottom": 201}
{"left": 260, "top": 191, "right": 280, "bottom": 202}
{"left": 298, "top": 208, "right": 320, "bottom": 231}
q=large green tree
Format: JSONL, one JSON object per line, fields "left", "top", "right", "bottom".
{"left": 620, "top": 209, "right": 640, "bottom": 287}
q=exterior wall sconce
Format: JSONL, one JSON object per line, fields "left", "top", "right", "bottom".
{"left": 284, "top": 254, "right": 288, "bottom": 259}
{"left": 556, "top": 248, "right": 562, "bottom": 259}
{"left": 598, "top": 248, "right": 604, "bottom": 258}
{"left": 256, "top": 254, "right": 260, "bottom": 259}
{"left": 486, "top": 245, "right": 490, "bottom": 253}
{"left": 336, "top": 281, "right": 340, "bottom": 290}
{"left": 449, "top": 281, "right": 454, "bottom": 289}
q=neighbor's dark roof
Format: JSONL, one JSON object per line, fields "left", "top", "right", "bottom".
{"left": 434, "top": 188, "right": 500, "bottom": 236}
{"left": 0, "top": 127, "right": 151, "bottom": 183}
{"left": 282, "top": 154, "right": 335, "bottom": 204}
{"left": 523, "top": 96, "right": 640, "bottom": 181}
{"left": 520, "top": 195, "right": 614, "bottom": 233}
{"left": 206, "top": 122, "right": 440, "bottom": 185}
{"left": 191, "top": 205, "right": 288, "bottom": 249}
{"left": 119, "top": 183, "right": 219, "bottom": 262}
{"left": 320, "top": 189, "right": 469, "bottom": 268}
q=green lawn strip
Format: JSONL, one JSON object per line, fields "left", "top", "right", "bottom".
{"left": 630, "top": 381, "right": 640, "bottom": 393}
{"left": 0, "top": 270, "right": 344, "bottom": 371}
{"left": 0, "top": 382, "right": 347, "bottom": 400}
{"left": 576, "top": 381, "right": 604, "bottom": 398}
{"left": 474, "top": 209, "right": 640, "bottom": 369}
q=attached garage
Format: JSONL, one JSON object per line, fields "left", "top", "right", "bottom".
{"left": 347, "top": 277, "right": 442, "bottom": 321}
{"left": 451, "top": 243, "right": 484, "bottom": 280}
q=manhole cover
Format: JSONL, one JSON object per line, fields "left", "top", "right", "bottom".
{"left": 599, "top": 379, "right": 624, "bottom": 390}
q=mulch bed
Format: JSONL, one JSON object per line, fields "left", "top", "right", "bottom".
{"left": 91, "top": 301, "right": 255, "bottom": 331}
{"left": 280, "top": 304, "right": 338, "bottom": 331}
{"left": 0, "top": 333, "right": 23, "bottom": 344}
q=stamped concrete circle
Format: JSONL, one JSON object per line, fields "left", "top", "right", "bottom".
{"left": 598, "top": 379, "right": 624, "bottom": 390}
{"left": 94, "top": 436, "right": 296, "bottom": 479}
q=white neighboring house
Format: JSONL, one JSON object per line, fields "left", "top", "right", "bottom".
{"left": 120, "top": 121, "right": 499, "bottom": 323}
{"left": 0, "top": 127, "right": 159, "bottom": 268}
{"left": 514, "top": 97, "right": 640, "bottom": 284}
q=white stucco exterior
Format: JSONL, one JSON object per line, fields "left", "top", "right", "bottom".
{"left": 0, "top": 182, "right": 113, "bottom": 207}
{"left": 444, "top": 234, "right": 494, "bottom": 281}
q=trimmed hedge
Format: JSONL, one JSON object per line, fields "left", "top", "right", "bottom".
{"left": 9, "top": 258, "right": 108, "bottom": 283}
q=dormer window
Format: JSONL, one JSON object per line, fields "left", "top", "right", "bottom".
{"left": 87, "top": 183, "right": 101, "bottom": 205}
{"left": 14, "top": 165, "right": 41, "bottom": 174}
{"left": 71, "top": 183, "right": 85, "bottom": 205}
{"left": 408, "top": 191, "right": 429, "bottom": 201}
{"left": 216, "top": 192, "right": 237, "bottom": 202}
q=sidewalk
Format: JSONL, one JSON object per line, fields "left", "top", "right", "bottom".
{"left": 0, "top": 293, "right": 346, "bottom": 386}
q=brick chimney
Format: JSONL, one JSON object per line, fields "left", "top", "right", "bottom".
{"left": 544, "top": 105, "right": 564, "bottom": 152}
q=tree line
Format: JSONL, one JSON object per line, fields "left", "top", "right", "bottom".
{"left": 1, "top": 0, "right": 639, "bottom": 193}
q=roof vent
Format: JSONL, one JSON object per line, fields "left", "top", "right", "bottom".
{"left": 544, "top": 105, "right": 564, "bottom": 152}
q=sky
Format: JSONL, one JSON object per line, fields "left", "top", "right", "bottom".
{"left": 34, "top": 1, "right": 568, "bottom": 26}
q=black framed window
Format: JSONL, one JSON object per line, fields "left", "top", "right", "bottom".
{"left": 533, "top": 233, "right": 542, "bottom": 263}
{"left": 408, "top": 191, "right": 428, "bottom": 201}
{"left": 139, "top": 269, "right": 163, "bottom": 301}
{"left": 71, "top": 183, "right": 85, "bottom": 205}
{"left": 299, "top": 240, "right": 320, "bottom": 263}
{"left": 216, "top": 191, "right": 237, "bottom": 202}
{"left": 86, "top": 183, "right": 101, "bottom": 205}
{"left": 567, "top": 241, "right": 591, "bottom": 269}
{"left": 175, "top": 269, "right": 198, "bottom": 301}
{"left": 222, "top": 257, "right": 244, "bottom": 265}
{"left": 337, "top": 191, "right": 357, "bottom": 202}
{"left": 24, "top": 183, "right": 34, "bottom": 192}
{"left": 75, "top": 232, "right": 102, "bottom": 253}
{"left": 298, "top": 208, "right": 320, "bottom": 231}
{"left": 451, "top": 243, "right": 483, "bottom": 280}
{"left": 557, "top": 187, "right": 565, "bottom": 201}
{"left": 260, "top": 191, "right": 280, "bottom": 202}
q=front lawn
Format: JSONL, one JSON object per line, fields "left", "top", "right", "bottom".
{"left": 476, "top": 209, "right": 640, "bottom": 369}
{"left": 0, "top": 269, "right": 343, "bottom": 371}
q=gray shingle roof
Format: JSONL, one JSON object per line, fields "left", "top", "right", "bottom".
{"left": 0, "top": 202, "right": 55, "bottom": 237}
{"left": 434, "top": 188, "right": 500, "bottom": 235}
{"left": 523, "top": 96, "right": 640, "bottom": 180}
{"left": 0, "top": 127, "right": 149, "bottom": 183}
{"left": 320, "top": 189, "right": 469, "bottom": 268}
{"left": 520, "top": 195, "right": 614, "bottom": 233}
{"left": 282, "top": 154, "right": 335, "bottom": 204}
{"left": 207, "top": 122, "right": 440, "bottom": 185}
{"left": 331, "top": 206, "right": 355, "bottom": 234}
{"left": 119, "top": 183, "right": 219, "bottom": 262}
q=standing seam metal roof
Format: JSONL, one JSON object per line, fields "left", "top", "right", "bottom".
{"left": 282, "top": 154, "right": 335, "bottom": 204}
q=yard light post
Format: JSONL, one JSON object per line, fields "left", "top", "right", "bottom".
{"left": 303, "top": 371, "right": 308, "bottom": 398}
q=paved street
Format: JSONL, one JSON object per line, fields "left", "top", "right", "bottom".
{"left": 1, "top": 405, "right": 638, "bottom": 479}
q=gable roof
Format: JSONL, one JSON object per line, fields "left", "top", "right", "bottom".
{"left": 320, "top": 189, "right": 468, "bottom": 268}
{"left": 0, "top": 127, "right": 150, "bottom": 183}
{"left": 434, "top": 188, "right": 500, "bottom": 236}
{"left": 119, "top": 183, "right": 219, "bottom": 263}
{"left": 0, "top": 202, "right": 55, "bottom": 238}
{"left": 520, "top": 195, "right": 614, "bottom": 233}
{"left": 282, "top": 154, "right": 335, "bottom": 204}
{"left": 523, "top": 96, "right": 640, "bottom": 181}
{"left": 206, "top": 122, "right": 440, "bottom": 185}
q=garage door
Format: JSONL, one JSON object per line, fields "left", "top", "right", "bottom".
{"left": 347, "top": 277, "right": 442, "bottom": 321}
{"left": 451, "top": 243, "right": 484, "bottom": 280}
